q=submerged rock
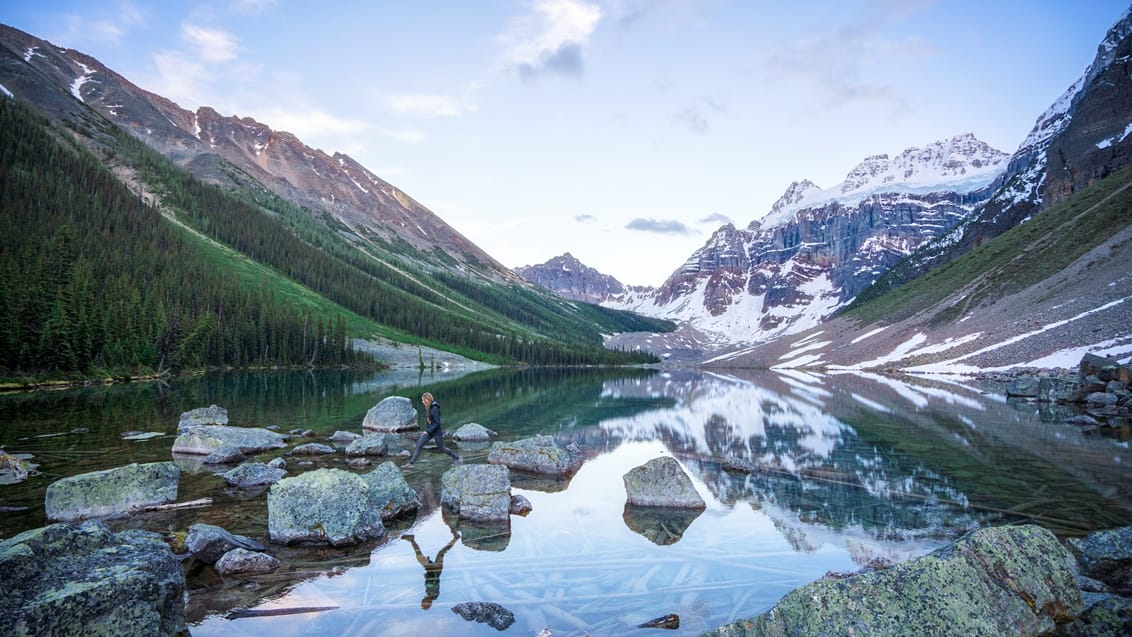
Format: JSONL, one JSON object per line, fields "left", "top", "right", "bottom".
{"left": 623, "top": 457, "right": 705, "bottom": 509}
{"left": 214, "top": 547, "right": 280, "bottom": 576}
{"left": 441, "top": 464, "right": 512, "bottom": 522}
{"left": 0, "top": 521, "right": 185, "bottom": 636}
{"left": 172, "top": 426, "right": 287, "bottom": 456}
{"left": 705, "top": 524, "right": 1082, "bottom": 637}
{"left": 487, "top": 435, "right": 583, "bottom": 477}
{"left": 177, "top": 404, "right": 228, "bottom": 430}
{"left": 267, "top": 468, "right": 384, "bottom": 546}
{"left": 222, "top": 462, "right": 286, "bottom": 488}
{"left": 45, "top": 462, "right": 180, "bottom": 522}
{"left": 452, "top": 423, "right": 497, "bottom": 442}
{"left": 362, "top": 396, "right": 418, "bottom": 432}
{"left": 360, "top": 461, "right": 420, "bottom": 520}
{"left": 185, "top": 522, "right": 266, "bottom": 565}
{"left": 345, "top": 434, "right": 388, "bottom": 457}
{"left": 623, "top": 505, "right": 703, "bottom": 545}
{"left": 451, "top": 601, "right": 515, "bottom": 631}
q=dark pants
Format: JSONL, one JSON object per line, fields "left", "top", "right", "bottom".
{"left": 408, "top": 425, "right": 459, "bottom": 464}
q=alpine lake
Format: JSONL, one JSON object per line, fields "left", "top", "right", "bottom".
{"left": 1, "top": 366, "right": 1130, "bottom": 636}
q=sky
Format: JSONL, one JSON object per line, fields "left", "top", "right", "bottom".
{"left": 3, "top": 1, "right": 1129, "bottom": 286}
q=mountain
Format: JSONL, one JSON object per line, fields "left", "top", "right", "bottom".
{"left": 609, "top": 134, "right": 1009, "bottom": 345}
{"left": 0, "top": 23, "right": 673, "bottom": 378}
{"left": 515, "top": 253, "right": 632, "bottom": 304}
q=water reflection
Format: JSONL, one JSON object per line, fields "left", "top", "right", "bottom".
{"left": 2, "top": 367, "right": 1130, "bottom": 636}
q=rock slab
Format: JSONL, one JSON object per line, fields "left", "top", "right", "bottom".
{"left": 345, "top": 434, "right": 388, "bottom": 457}
{"left": 45, "top": 461, "right": 180, "bottom": 522}
{"left": 222, "top": 462, "right": 286, "bottom": 488}
{"left": 441, "top": 464, "right": 512, "bottom": 522}
{"left": 172, "top": 425, "right": 286, "bottom": 456}
{"left": 267, "top": 468, "right": 385, "bottom": 546}
{"left": 362, "top": 396, "right": 418, "bottom": 432}
{"left": 623, "top": 456, "right": 705, "bottom": 509}
{"left": 704, "top": 524, "right": 1082, "bottom": 637}
{"left": 0, "top": 521, "right": 185, "bottom": 636}
{"left": 487, "top": 435, "right": 583, "bottom": 477}
{"left": 360, "top": 461, "right": 420, "bottom": 520}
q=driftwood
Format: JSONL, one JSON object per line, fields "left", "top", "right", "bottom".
{"left": 138, "top": 497, "right": 212, "bottom": 512}
{"left": 228, "top": 606, "right": 339, "bottom": 619}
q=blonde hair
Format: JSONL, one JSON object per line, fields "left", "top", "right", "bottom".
{"left": 421, "top": 392, "right": 434, "bottom": 403}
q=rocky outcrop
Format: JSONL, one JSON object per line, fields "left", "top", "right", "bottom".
{"left": 515, "top": 252, "right": 626, "bottom": 304}
{"left": 185, "top": 522, "right": 266, "bottom": 565}
{"left": 705, "top": 525, "right": 1081, "bottom": 637}
{"left": 487, "top": 435, "right": 583, "bottom": 477}
{"left": 441, "top": 464, "right": 512, "bottom": 523}
{"left": 1003, "top": 353, "right": 1131, "bottom": 437}
{"left": 0, "top": 521, "right": 185, "bottom": 636}
{"left": 44, "top": 462, "right": 180, "bottom": 522}
{"left": 172, "top": 425, "right": 287, "bottom": 456}
{"left": 362, "top": 397, "right": 418, "bottom": 432}
{"left": 360, "top": 462, "right": 420, "bottom": 520}
{"left": 623, "top": 456, "right": 705, "bottom": 509}
{"left": 177, "top": 404, "right": 228, "bottom": 430}
{"left": 267, "top": 468, "right": 385, "bottom": 546}
{"left": 222, "top": 462, "right": 286, "bottom": 488}
{"left": 345, "top": 434, "right": 388, "bottom": 457}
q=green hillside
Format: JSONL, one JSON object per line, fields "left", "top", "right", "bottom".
{"left": 0, "top": 99, "right": 673, "bottom": 384}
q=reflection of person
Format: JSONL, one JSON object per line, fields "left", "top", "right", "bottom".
{"left": 406, "top": 392, "right": 460, "bottom": 467}
{"left": 402, "top": 528, "right": 459, "bottom": 610}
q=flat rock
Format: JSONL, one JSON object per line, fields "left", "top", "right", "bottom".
{"left": 623, "top": 456, "right": 705, "bottom": 509}
{"left": 267, "top": 468, "right": 385, "bottom": 547}
{"left": 441, "top": 464, "right": 512, "bottom": 523}
{"left": 214, "top": 548, "right": 280, "bottom": 576}
{"left": 185, "top": 523, "right": 265, "bottom": 564}
{"left": 362, "top": 396, "right": 418, "bottom": 432}
{"left": 291, "top": 442, "right": 336, "bottom": 456}
{"left": 45, "top": 462, "right": 180, "bottom": 522}
{"left": 329, "top": 430, "right": 362, "bottom": 443}
{"left": 172, "top": 426, "right": 286, "bottom": 456}
{"left": 345, "top": 434, "right": 388, "bottom": 457}
{"left": 177, "top": 404, "right": 228, "bottom": 430}
{"left": 222, "top": 462, "right": 286, "bottom": 488}
{"left": 487, "top": 435, "right": 583, "bottom": 477}
{"left": 0, "top": 521, "right": 185, "bottom": 636}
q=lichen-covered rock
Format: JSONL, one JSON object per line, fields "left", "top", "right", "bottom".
{"left": 452, "top": 601, "right": 516, "bottom": 631}
{"left": 360, "top": 461, "right": 419, "bottom": 520}
{"left": 204, "top": 446, "right": 246, "bottom": 464}
{"left": 291, "top": 442, "right": 336, "bottom": 455}
{"left": 441, "top": 464, "right": 512, "bottom": 522}
{"left": 345, "top": 434, "right": 388, "bottom": 457}
{"left": 487, "top": 435, "right": 583, "bottom": 477}
{"left": 452, "top": 423, "right": 497, "bottom": 441}
{"left": 45, "top": 462, "right": 180, "bottom": 522}
{"left": 1067, "top": 526, "right": 1132, "bottom": 592}
{"left": 704, "top": 524, "right": 1082, "bottom": 637}
{"left": 222, "top": 462, "right": 285, "bottom": 488}
{"left": 185, "top": 523, "right": 266, "bottom": 564}
{"left": 214, "top": 548, "right": 280, "bottom": 576}
{"left": 362, "top": 396, "right": 418, "bottom": 432}
{"left": 177, "top": 404, "right": 228, "bottom": 430}
{"left": 172, "top": 426, "right": 286, "bottom": 456}
{"left": 267, "top": 468, "right": 384, "bottom": 546}
{"left": 1053, "top": 593, "right": 1132, "bottom": 637}
{"left": 623, "top": 456, "right": 705, "bottom": 509}
{"left": 0, "top": 521, "right": 185, "bottom": 636}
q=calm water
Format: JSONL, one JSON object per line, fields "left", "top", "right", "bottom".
{"left": 1, "top": 367, "right": 1130, "bottom": 636}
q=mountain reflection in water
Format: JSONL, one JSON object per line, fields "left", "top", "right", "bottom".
{"left": 1, "top": 367, "right": 1128, "bottom": 636}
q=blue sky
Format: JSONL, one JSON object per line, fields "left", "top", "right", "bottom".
{"left": 4, "top": 1, "right": 1129, "bottom": 285}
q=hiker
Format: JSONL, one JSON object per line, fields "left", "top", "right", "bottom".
{"left": 405, "top": 392, "right": 460, "bottom": 467}
{"left": 403, "top": 528, "right": 459, "bottom": 609}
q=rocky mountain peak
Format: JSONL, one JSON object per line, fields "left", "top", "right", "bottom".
{"left": 515, "top": 253, "right": 626, "bottom": 304}
{"left": 768, "top": 180, "right": 820, "bottom": 219}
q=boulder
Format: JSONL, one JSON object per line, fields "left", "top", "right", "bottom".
{"left": 1006, "top": 376, "right": 1040, "bottom": 398}
{"left": 362, "top": 396, "right": 418, "bottom": 432}
{"left": 451, "top": 601, "right": 516, "bottom": 631}
{"left": 360, "top": 461, "right": 420, "bottom": 520}
{"left": 623, "top": 457, "right": 705, "bottom": 509}
{"left": 267, "top": 457, "right": 286, "bottom": 470}
{"left": 185, "top": 523, "right": 266, "bottom": 564}
{"left": 329, "top": 430, "right": 361, "bottom": 443}
{"left": 203, "top": 446, "right": 246, "bottom": 464}
{"left": 177, "top": 404, "right": 228, "bottom": 430}
{"left": 1040, "top": 376, "right": 1083, "bottom": 403}
{"left": 267, "top": 468, "right": 385, "bottom": 546}
{"left": 452, "top": 423, "right": 498, "bottom": 442}
{"left": 487, "top": 435, "right": 583, "bottom": 477}
{"left": 172, "top": 426, "right": 287, "bottom": 456}
{"left": 441, "top": 464, "right": 512, "bottom": 522}
{"left": 1086, "top": 392, "right": 1119, "bottom": 407}
{"left": 510, "top": 494, "right": 533, "bottom": 516}
{"left": 221, "top": 462, "right": 286, "bottom": 488}
{"left": 214, "top": 548, "right": 280, "bottom": 576}
{"left": 345, "top": 434, "right": 388, "bottom": 457}
{"left": 1067, "top": 526, "right": 1132, "bottom": 593}
{"left": 705, "top": 525, "right": 1082, "bottom": 637}
{"left": 45, "top": 462, "right": 180, "bottom": 522}
{"left": 1081, "top": 353, "right": 1128, "bottom": 383}
{"left": 0, "top": 521, "right": 185, "bottom": 636}
{"left": 1053, "top": 593, "right": 1132, "bottom": 637}
{"left": 292, "top": 442, "right": 336, "bottom": 456}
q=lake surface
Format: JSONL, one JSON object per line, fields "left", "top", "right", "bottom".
{"left": 2, "top": 367, "right": 1130, "bottom": 636}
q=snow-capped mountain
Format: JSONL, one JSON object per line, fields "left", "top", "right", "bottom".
{"left": 610, "top": 135, "right": 1009, "bottom": 344}
{"left": 515, "top": 252, "right": 629, "bottom": 304}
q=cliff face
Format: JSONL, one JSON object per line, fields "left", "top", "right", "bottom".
{"left": 515, "top": 253, "right": 627, "bottom": 304}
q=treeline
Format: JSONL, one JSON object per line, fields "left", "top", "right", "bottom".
{"left": 0, "top": 99, "right": 363, "bottom": 378}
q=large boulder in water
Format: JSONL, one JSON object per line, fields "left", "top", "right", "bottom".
{"left": 185, "top": 522, "right": 266, "bottom": 565}
{"left": 360, "top": 461, "right": 419, "bottom": 520}
{"left": 441, "top": 464, "right": 512, "bottom": 523}
{"left": 0, "top": 521, "right": 185, "bottom": 636}
{"left": 44, "top": 462, "right": 180, "bottom": 522}
{"left": 172, "top": 425, "right": 287, "bottom": 456}
{"left": 705, "top": 525, "right": 1082, "bottom": 637}
{"left": 623, "top": 456, "right": 705, "bottom": 509}
{"left": 267, "top": 468, "right": 385, "bottom": 547}
{"left": 452, "top": 423, "right": 497, "bottom": 442}
{"left": 177, "top": 404, "right": 228, "bottom": 430}
{"left": 487, "top": 435, "right": 583, "bottom": 477}
{"left": 362, "top": 396, "right": 418, "bottom": 432}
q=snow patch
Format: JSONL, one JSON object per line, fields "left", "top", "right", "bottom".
{"left": 69, "top": 60, "right": 95, "bottom": 102}
{"left": 0, "top": 83, "right": 12, "bottom": 99}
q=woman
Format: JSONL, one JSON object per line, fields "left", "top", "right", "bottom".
{"left": 405, "top": 392, "right": 460, "bottom": 467}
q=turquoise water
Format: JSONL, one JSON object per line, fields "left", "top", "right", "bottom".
{"left": 1, "top": 367, "right": 1129, "bottom": 636}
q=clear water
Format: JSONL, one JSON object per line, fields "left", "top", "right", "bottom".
{"left": 1, "top": 367, "right": 1129, "bottom": 636}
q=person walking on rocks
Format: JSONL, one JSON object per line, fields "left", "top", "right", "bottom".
{"left": 406, "top": 392, "right": 460, "bottom": 467}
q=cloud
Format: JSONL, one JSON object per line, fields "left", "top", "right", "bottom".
{"left": 56, "top": 2, "right": 146, "bottom": 47}
{"left": 500, "top": 0, "right": 602, "bottom": 79}
{"left": 674, "top": 96, "right": 724, "bottom": 134}
{"left": 253, "top": 107, "right": 372, "bottom": 138}
{"left": 574, "top": 213, "right": 597, "bottom": 223}
{"left": 699, "top": 212, "right": 733, "bottom": 225}
{"left": 387, "top": 93, "right": 474, "bottom": 118}
{"left": 625, "top": 218, "right": 695, "bottom": 235}
{"left": 233, "top": 0, "right": 277, "bottom": 14}
{"left": 181, "top": 23, "right": 239, "bottom": 62}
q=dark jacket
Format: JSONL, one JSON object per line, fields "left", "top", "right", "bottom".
{"left": 426, "top": 401, "right": 442, "bottom": 434}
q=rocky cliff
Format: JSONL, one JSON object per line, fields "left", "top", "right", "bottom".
{"left": 515, "top": 253, "right": 629, "bottom": 304}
